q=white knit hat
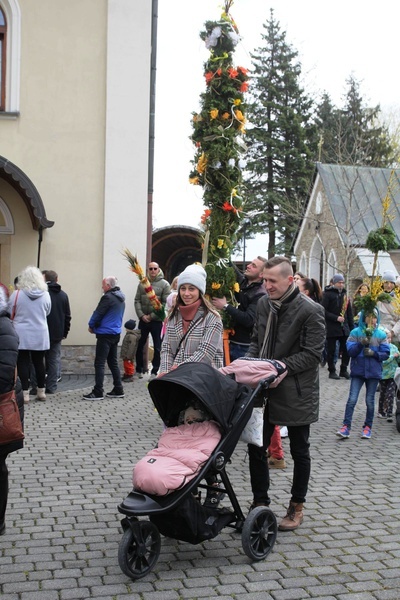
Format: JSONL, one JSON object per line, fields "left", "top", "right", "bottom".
{"left": 382, "top": 270, "right": 396, "bottom": 283}
{"left": 177, "top": 264, "right": 207, "bottom": 295}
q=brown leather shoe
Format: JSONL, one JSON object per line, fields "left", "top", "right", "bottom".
{"left": 278, "top": 502, "right": 304, "bottom": 531}
{"left": 268, "top": 456, "right": 286, "bottom": 469}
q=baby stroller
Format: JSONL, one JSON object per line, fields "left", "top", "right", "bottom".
{"left": 117, "top": 362, "right": 279, "bottom": 580}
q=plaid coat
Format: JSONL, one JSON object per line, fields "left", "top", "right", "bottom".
{"left": 160, "top": 305, "right": 223, "bottom": 374}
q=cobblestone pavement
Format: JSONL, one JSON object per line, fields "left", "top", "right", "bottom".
{"left": 1, "top": 367, "right": 400, "bottom": 600}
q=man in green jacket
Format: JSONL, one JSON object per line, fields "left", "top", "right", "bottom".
{"left": 247, "top": 256, "right": 325, "bottom": 531}
{"left": 134, "top": 262, "right": 170, "bottom": 379}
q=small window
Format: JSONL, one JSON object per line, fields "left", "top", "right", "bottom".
{"left": 315, "top": 192, "right": 322, "bottom": 215}
{"left": 0, "top": 6, "right": 6, "bottom": 111}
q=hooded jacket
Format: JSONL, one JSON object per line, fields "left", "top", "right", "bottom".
{"left": 46, "top": 282, "right": 72, "bottom": 342}
{"left": 8, "top": 288, "right": 51, "bottom": 350}
{"left": 134, "top": 269, "right": 170, "bottom": 322}
{"left": 88, "top": 287, "right": 125, "bottom": 336}
{"left": 346, "top": 311, "right": 390, "bottom": 379}
{"left": 321, "top": 285, "right": 354, "bottom": 337}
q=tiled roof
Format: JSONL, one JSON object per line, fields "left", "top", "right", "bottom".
{"left": 317, "top": 163, "right": 400, "bottom": 247}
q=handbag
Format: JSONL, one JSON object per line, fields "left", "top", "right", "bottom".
{"left": 0, "top": 389, "right": 24, "bottom": 445}
{"left": 240, "top": 406, "right": 264, "bottom": 447}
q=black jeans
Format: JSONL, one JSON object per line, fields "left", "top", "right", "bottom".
{"left": 17, "top": 350, "right": 46, "bottom": 390}
{"left": 94, "top": 334, "right": 122, "bottom": 394}
{"left": 327, "top": 336, "right": 349, "bottom": 373}
{"left": 135, "top": 320, "right": 163, "bottom": 375}
{"left": 0, "top": 451, "right": 9, "bottom": 526}
{"left": 249, "top": 420, "right": 311, "bottom": 505}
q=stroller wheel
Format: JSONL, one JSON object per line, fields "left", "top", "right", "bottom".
{"left": 118, "top": 520, "right": 161, "bottom": 580}
{"left": 242, "top": 506, "right": 277, "bottom": 561}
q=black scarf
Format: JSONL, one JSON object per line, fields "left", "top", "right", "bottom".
{"left": 260, "top": 283, "right": 299, "bottom": 358}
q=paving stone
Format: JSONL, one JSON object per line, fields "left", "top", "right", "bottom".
{"left": 1, "top": 369, "right": 400, "bottom": 600}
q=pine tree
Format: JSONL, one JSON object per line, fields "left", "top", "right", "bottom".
{"left": 316, "top": 76, "right": 396, "bottom": 167}
{"left": 244, "top": 9, "right": 316, "bottom": 257}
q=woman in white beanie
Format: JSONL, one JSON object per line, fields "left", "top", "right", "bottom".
{"left": 160, "top": 264, "right": 223, "bottom": 374}
{"left": 159, "top": 263, "right": 224, "bottom": 507}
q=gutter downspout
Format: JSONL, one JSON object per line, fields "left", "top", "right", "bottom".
{"left": 146, "top": 0, "right": 158, "bottom": 264}
{"left": 37, "top": 226, "right": 43, "bottom": 268}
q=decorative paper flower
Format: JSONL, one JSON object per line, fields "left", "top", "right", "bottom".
{"left": 217, "top": 238, "right": 224, "bottom": 249}
{"left": 205, "top": 26, "right": 222, "bottom": 49}
{"left": 234, "top": 99, "right": 241, "bottom": 106}
{"left": 240, "top": 82, "right": 249, "bottom": 93}
{"left": 212, "top": 282, "right": 221, "bottom": 290}
{"left": 210, "top": 109, "right": 219, "bottom": 120}
{"left": 189, "top": 176, "right": 200, "bottom": 185}
{"left": 222, "top": 112, "right": 230, "bottom": 120}
{"left": 234, "top": 109, "right": 244, "bottom": 121}
{"left": 227, "top": 30, "right": 241, "bottom": 46}
{"left": 228, "top": 67, "right": 238, "bottom": 79}
{"left": 233, "top": 282, "right": 240, "bottom": 293}
{"left": 196, "top": 153, "right": 207, "bottom": 173}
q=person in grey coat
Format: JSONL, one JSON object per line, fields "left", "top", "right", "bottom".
{"left": 246, "top": 256, "right": 325, "bottom": 531}
{"left": 8, "top": 266, "right": 51, "bottom": 403}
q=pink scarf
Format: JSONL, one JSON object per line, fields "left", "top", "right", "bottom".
{"left": 178, "top": 300, "right": 202, "bottom": 334}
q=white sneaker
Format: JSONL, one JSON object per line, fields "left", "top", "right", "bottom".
{"left": 280, "top": 426, "right": 288, "bottom": 438}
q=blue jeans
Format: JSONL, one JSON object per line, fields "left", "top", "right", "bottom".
{"left": 343, "top": 376, "right": 379, "bottom": 429}
{"left": 94, "top": 334, "right": 122, "bottom": 395}
{"left": 45, "top": 341, "right": 61, "bottom": 393}
{"left": 229, "top": 342, "right": 249, "bottom": 362}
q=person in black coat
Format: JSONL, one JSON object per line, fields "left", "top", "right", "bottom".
{"left": 42, "top": 270, "right": 71, "bottom": 393}
{"left": 321, "top": 273, "right": 354, "bottom": 380}
{"left": 0, "top": 284, "right": 24, "bottom": 536}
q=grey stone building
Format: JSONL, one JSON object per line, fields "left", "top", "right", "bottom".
{"left": 294, "top": 163, "right": 400, "bottom": 294}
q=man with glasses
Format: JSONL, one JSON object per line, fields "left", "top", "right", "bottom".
{"left": 135, "top": 262, "right": 170, "bottom": 380}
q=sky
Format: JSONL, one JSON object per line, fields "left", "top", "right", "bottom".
{"left": 152, "top": 0, "right": 400, "bottom": 248}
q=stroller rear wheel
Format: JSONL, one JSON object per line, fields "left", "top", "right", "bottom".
{"left": 118, "top": 519, "right": 161, "bottom": 580}
{"left": 242, "top": 506, "right": 277, "bottom": 561}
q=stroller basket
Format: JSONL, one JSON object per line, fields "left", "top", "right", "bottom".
{"left": 117, "top": 362, "right": 279, "bottom": 580}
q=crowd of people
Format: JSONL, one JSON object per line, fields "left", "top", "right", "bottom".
{"left": 1, "top": 259, "right": 400, "bottom": 539}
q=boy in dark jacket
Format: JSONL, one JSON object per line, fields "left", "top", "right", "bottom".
{"left": 336, "top": 309, "right": 390, "bottom": 440}
{"left": 120, "top": 319, "right": 141, "bottom": 382}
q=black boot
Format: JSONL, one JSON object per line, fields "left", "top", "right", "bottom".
{"left": 329, "top": 371, "right": 340, "bottom": 380}
{"left": 339, "top": 369, "right": 350, "bottom": 379}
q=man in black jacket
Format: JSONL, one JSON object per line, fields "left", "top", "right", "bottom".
{"left": 321, "top": 273, "right": 354, "bottom": 380}
{"left": 211, "top": 257, "right": 266, "bottom": 361}
{"left": 42, "top": 270, "right": 72, "bottom": 393}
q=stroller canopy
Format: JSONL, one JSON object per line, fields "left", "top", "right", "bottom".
{"left": 148, "top": 363, "right": 241, "bottom": 432}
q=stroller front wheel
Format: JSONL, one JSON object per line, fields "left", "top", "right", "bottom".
{"left": 242, "top": 506, "right": 277, "bottom": 561}
{"left": 118, "top": 519, "right": 161, "bottom": 580}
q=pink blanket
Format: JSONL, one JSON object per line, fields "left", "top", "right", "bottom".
{"left": 219, "top": 358, "right": 287, "bottom": 388}
{"left": 133, "top": 420, "right": 221, "bottom": 496}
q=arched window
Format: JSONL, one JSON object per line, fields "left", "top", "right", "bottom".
{"left": 0, "top": 6, "right": 6, "bottom": 110}
{"left": 0, "top": 0, "right": 21, "bottom": 113}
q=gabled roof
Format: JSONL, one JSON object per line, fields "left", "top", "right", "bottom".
{"left": 317, "top": 163, "right": 400, "bottom": 246}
